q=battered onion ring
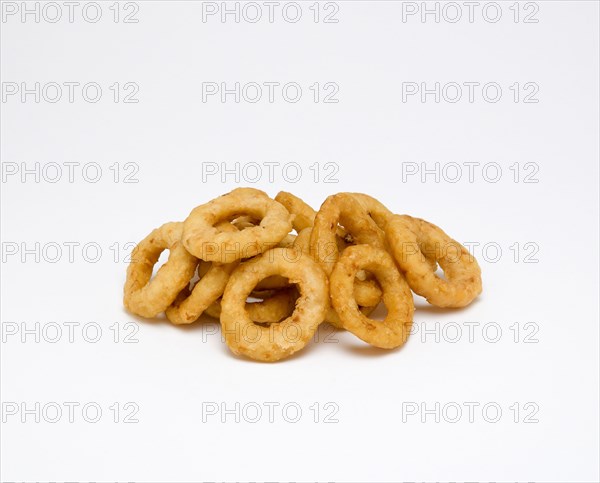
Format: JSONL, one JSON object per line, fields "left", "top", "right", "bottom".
{"left": 220, "top": 247, "right": 329, "bottom": 362}
{"left": 230, "top": 215, "right": 260, "bottom": 230}
{"left": 248, "top": 235, "right": 297, "bottom": 291}
{"left": 275, "top": 191, "right": 317, "bottom": 232}
{"left": 182, "top": 188, "right": 292, "bottom": 263}
{"left": 325, "top": 305, "right": 376, "bottom": 329}
{"left": 276, "top": 191, "right": 348, "bottom": 240}
{"left": 255, "top": 275, "right": 290, "bottom": 291}
{"left": 349, "top": 194, "right": 438, "bottom": 272}
{"left": 353, "top": 280, "right": 383, "bottom": 306}
{"left": 206, "top": 287, "right": 298, "bottom": 324}
{"left": 196, "top": 260, "right": 212, "bottom": 279}
{"left": 278, "top": 234, "right": 297, "bottom": 248}
{"left": 351, "top": 193, "right": 394, "bottom": 230}
{"left": 255, "top": 213, "right": 296, "bottom": 291}
{"left": 228, "top": 216, "right": 296, "bottom": 248}
{"left": 296, "top": 226, "right": 348, "bottom": 254}
{"left": 310, "top": 193, "right": 385, "bottom": 275}
{"left": 165, "top": 261, "right": 238, "bottom": 324}
{"left": 123, "top": 222, "right": 197, "bottom": 318}
{"left": 298, "top": 226, "right": 382, "bottom": 307}
{"left": 386, "top": 215, "right": 482, "bottom": 308}
{"left": 293, "top": 227, "right": 312, "bottom": 253}
{"left": 166, "top": 221, "right": 240, "bottom": 324}
{"left": 203, "top": 302, "right": 221, "bottom": 319}
{"left": 330, "top": 245, "right": 414, "bottom": 349}
{"left": 247, "top": 288, "right": 299, "bottom": 323}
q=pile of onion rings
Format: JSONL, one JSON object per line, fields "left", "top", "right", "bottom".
{"left": 124, "top": 187, "right": 482, "bottom": 362}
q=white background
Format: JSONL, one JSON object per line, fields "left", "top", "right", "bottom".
{"left": 1, "top": 1, "right": 599, "bottom": 481}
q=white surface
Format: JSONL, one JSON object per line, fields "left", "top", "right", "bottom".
{"left": 1, "top": 1, "right": 599, "bottom": 482}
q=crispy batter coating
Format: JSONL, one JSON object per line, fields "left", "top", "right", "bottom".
{"left": 183, "top": 188, "right": 292, "bottom": 263}
{"left": 124, "top": 222, "right": 197, "bottom": 318}
{"left": 220, "top": 247, "right": 329, "bottom": 362}
{"left": 275, "top": 191, "right": 317, "bottom": 232}
{"left": 325, "top": 305, "right": 376, "bottom": 329}
{"left": 351, "top": 193, "right": 394, "bottom": 229}
{"left": 206, "top": 287, "right": 298, "bottom": 324}
{"left": 330, "top": 245, "right": 414, "bottom": 349}
{"left": 297, "top": 226, "right": 382, "bottom": 307}
{"left": 386, "top": 215, "right": 482, "bottom": 308}
{"left": 293, "top": 227, "right": 312, "bottom": 253}
{"left": 166, "top": 221, "right": 240, "bottom": 324}
{"left": 166, "top": 261, "right": 238, "bottom": 324}
{"left": 310, "top": 193, "right": 385, "bottom": 275}
{"left": 123, "top": 189, "right": 483, "bottom": 360}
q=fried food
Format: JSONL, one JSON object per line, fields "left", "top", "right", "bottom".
{"left": 330, "top": 245, "right": 414, "bottom": 348}
{"left": 206, "top": 287, "right": 298, "bottom": 324}
{"left": 220, "top": 247, "right": 329, "bottom": 362}
{"left": 293, "top": 227, "right": 312, "bottom": 253}
{"left": 182, "top": 187, "right": 292, "bottom": 263}
{"left": 310, "top": 193, "right": 385, "bottom": 275}
{"left": 351, "top": 193, "right": 394, "bottom": 229}
{"left": 166, "top": 261, "right": 238, "bottom": 324}
{"left": 124, "top": 189, "right": 482, "bottom": 361}
{"left": 123, "top": 222, "right": 197, "bottom": 318}
{"left": 296, "top": 226, "right": 382, "bottom": 307}
{"left": 325, "top": 304, "right": 377, "bottom": 329}
{"left": 386, "top": 215, "right": 482, "bottom": 308}
{"left": 275, "top": 191, "right": 317, "bottom": 232}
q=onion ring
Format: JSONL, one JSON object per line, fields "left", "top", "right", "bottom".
{"left": 386, "top": 215, "right": 482, "bottom": 307}
{"left": 230, "top": 215, "right": 260, "bottom": 230}
{"left": 276, "top": 191, "right": 348, "bottom": 240}
{"left": 182, "top": 188, "right": 292, "bottom": 263}
{"left": 254, "top": 218, "right": 296, "bottom": 290}
{"left": 275, "top": 191, "right": 317, "bottom": 232}
{"left": 310, "top": 193, "right": 385, "bottom": 275}
{"left": 330, "top": 244, "right": 414, "bottom": 349}
{"left": 351, "top": 193, "right": 394, "bottom": 230}
{"left": 123, "top": 222, "right": 197, "bottom": 318}
{"left": 206, "top": 287, "right": 298, "bottom": 324}
{"left": 349, "top": 194, "right": 437, "bottom": 271}
{"left": 220, "top": 247, "right": 329, "bottom": 362}
{"left": 166, "top": 221, "right": 239, "bottom": 324}
{"left": 293, "top": 227, "right": 312, "bottom": 253}
{"left": 165, "top": 261, "right": 238, "bottom": 324}
{"left": 325, "top": 305, "right": 376, "bottom": 329}
{"left": 255, "top": 275, "right": 290, "bottom": 291}
{"left": 296, "top": 227, "right": 382, "bottom": 307}
{"left": 277, "top": 234, "right": 297, "bottom": 248}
